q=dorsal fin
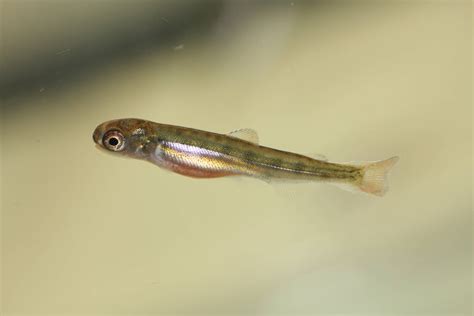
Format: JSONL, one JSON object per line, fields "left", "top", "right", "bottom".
{"left": 227, "top": 128, "right": 259, "bottom": 144}
{"left": 306, "top": 152, "right": 328, "bottom": 161}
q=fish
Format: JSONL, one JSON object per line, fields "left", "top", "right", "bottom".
{"left": 92, "top": 118, "right": 399, "bottom": 196}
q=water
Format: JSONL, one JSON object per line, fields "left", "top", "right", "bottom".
{"left": 1, "top": 1, "right": 471, "bottom": 315}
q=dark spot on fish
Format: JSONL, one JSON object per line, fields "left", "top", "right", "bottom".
{"left": 293, "top": 162, "right": 307, "bottom": 171}
{"left": 269, "top": 158, "right": 283, "bottom": 168}
{"left": 141, "top": 140, "right": 155, "bottom": 155}
{"left": 154, "top": 136, "right": 164, "bottom": 143}
{"left": 348, "top": 169, "right": 363, "bottom": 181}
{"left": 206, "top": 132, "right": 217, "bottom": 141}
{"left": 243, "top": 150, "right": 257, "bottom": 161}
{"left": 312, "top": 170, "right": 331, "bottom": 178}
{"left": 186, "top": 129, "right": 196, "bottom": 136}
{"left": 220, "top": 145, "right": 233, "bottom": 155}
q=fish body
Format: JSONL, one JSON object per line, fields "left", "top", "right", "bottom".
{"left": 93, "top": 118, "right": 398, "bottom": 196}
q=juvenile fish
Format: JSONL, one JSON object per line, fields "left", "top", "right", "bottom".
{"left": 93, "top": 118, "right": 398, "bottom": 196}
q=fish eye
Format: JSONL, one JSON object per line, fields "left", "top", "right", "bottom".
{"left": 103, "top": 130, "right": 125, "bottom": 151}
{"left": 108, "top": 137, "right": 119, "bottom": 146}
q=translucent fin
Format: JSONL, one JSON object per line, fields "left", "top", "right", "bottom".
{"left": 331, "top": 182, "right": 361, "bottom": 194}
{"left": 227, "top": 128, "right": 259, "bottom": 144}
{"left": 358, "top": 156, "right": 399, "bottom": 196}
{"left": 306, "top": 152, "right": 328, "bottom": 161}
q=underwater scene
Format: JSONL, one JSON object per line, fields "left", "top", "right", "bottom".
{"left": 1, "top": 1, "right": 472, "bottom": 315}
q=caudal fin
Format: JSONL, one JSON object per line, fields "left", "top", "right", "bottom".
{"left": 358, "top": 156, "right": 399, "bottom": 196}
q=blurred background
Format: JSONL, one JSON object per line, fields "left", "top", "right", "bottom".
{"left": 1, "top": 0, "right": 472, "bottom": 315}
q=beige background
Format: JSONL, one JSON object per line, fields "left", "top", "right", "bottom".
{"left": 1, "top": 1, "right": 472, "bottom": 315}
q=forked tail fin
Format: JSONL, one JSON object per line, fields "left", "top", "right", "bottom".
{"left": 358, "top": 156, "right": 399, "bottom": 196}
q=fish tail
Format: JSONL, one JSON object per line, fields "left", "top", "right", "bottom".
{"left": 356, "top": 156, "right": 399, "bottom": 196}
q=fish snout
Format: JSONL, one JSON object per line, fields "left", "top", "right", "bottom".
{"left": 92, "top": 127, "right": 102, "bottom": 145}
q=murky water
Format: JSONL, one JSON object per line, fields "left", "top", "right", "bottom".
{"left": 1, "top": 1, "right": 471, "bottom": 315}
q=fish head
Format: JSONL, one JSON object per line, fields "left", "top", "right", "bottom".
{"left": 93, "top": 118, "right": 152, "bottom": 159}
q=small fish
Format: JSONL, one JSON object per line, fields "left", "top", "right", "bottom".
{"left": 93, "top": 118, "right": 399, "bottom": 196}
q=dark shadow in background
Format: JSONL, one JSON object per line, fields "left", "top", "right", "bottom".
{"left": 0, "top": 0, "right": 331, "bottom": 107}
{"left": 0, "top": 0, "right": 224, "bottom": 102}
